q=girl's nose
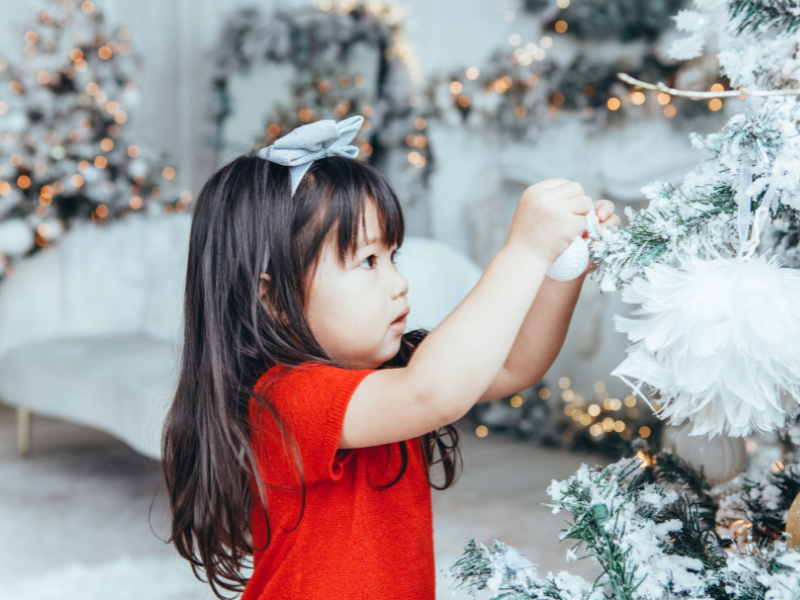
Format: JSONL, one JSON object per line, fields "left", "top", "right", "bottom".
{"left": 391, "top": 267, "right": 409, "bottom": 299}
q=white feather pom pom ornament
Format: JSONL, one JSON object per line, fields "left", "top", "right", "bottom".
{"left": 612, "top": 249, "right": 800, "bottom": 438}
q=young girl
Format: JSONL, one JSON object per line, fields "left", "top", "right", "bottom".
{"left": 162, "top": 116, "right": 619, "bottom": 599}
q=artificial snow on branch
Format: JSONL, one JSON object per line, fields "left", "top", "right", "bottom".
{"left": 617, "top": 72, "right": 800, "bottom": 98}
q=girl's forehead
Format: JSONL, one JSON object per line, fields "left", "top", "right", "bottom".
{"left": 355, "top": 199, "right": 387, "bottom": 247}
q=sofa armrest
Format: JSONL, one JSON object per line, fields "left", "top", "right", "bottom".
{"left": 0, "top": 247, "right": 63, "bottom": 360}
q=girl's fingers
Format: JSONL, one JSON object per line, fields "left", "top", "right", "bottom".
{"left": 565, "top": 195, "right": 594, "bottom": 215}
{"left": 598, "top": 214, "right": 621, "bottom": 231}
{"left": 593, "top": 199, "right": 615, "bottom": 221}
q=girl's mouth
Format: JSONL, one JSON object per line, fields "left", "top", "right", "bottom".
{"left": 389, "top": 307, "right": 409, "bottom": 333}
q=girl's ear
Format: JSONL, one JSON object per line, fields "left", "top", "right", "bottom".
{"left": 258, "top": 273, "right": 278, "bottom": 319}
{"left": 258, "top": 273, "right": 290, "bottom": 326}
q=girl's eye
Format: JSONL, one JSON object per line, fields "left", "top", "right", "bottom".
{"left": 360, "top": 255, "right": 377, "bottom": 269}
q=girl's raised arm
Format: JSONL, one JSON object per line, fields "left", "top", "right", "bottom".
{"left": 339, "top": 179, "right": 593, "bottom": 449}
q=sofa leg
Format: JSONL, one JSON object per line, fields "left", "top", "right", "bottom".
{"left": 17, "top": 408, "right": 31, "bottom": 457}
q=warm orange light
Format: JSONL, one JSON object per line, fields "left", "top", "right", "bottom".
{"left": 635, "top": 449, "right": 655, "bottom": 468}
{"left": 664, "top": 105, "right": 677, "bottom": 118}
{"left": 81, "top": 1, "right": 95, "bottom": 14}
{"left": 69, "top": 48, "right": 83, "bottom": 61}
{"left": 130, "top": 196, "right": 143, "bottom": 210}
{"left": 98, "top": 46, "right": 112, "bottom": 60}
{"left": 555, "top": 20, "right": 568, "bottom": 33}
{"left": 96, "top": 204, "right": 108, "bottom": 218}
{"left": 415, "top": 117, "right": 427, "bottom": 129}
{"left": 86, "top": 82, "right": 99, "bottom": 95}
{"left": 127, "top": 145, "right": 140, "bottom": 158}
{"left": 657, "top": 93, "right": 671, "bottom": 105}
{"left": 267, "top": 124, "right": 280, "bottom": 137}
{"left": 71, "top": 174, "right": 84, "bottom": 187}
{"left": 94, "top": 156, "right": 107, "bottom": 168}
{"left": 450, "top": 81, "right": 463, "bottom": 94}
{"left": 24, "top": 31, "right": 38, "bottom": 44}
{"left": 639, "top": 426, "right": 651, "bottom": 438}
{"left": 709, "top": 98, "right": 723, "bottom": 111}
{"left": 78, "top": 160, "right": 91, "bottom": 173}
{"left": 162, "top": 167, "right": 175, "bottom": 180}
{"left": 106, "top": 101, "right": 119, "bottom": 115}
{"left": 17, "top": 175, "right": 31, "bottom": 189}
{"left": 298, "top": 107, "right": 312, "bottom": 122}
{"left": 607, "top": 98, "right": 621, "bottom": 110}
{"left": 100, "top": 138, "right": 114, "bottom": 151}
{"left": 114, "top": 111, "right": 127, "bottom": 123}
{"left": 457, "top": 95, "right": 471, "bottom": 107}
{"left": 8, "top": 81, "right": 22, "bottom": 94}
{"left": 466, "top": 67, "right": 479, "bottom": 80}
{"left": 631, "top": 91, "right": 646, "bottom": 105}
{"left": 37, "top": 71, "right": 51, "bottom": 85}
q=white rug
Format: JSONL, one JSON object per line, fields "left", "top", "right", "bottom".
{"left": 0, "top": 556, "right": 215, "bottom": 600}
{"left": 0, "top": 405, "right": 607, "bottom": 599}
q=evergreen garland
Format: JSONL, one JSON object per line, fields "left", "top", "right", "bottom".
{"left": 523, "top": 0, "right": 687, "bottom": 43}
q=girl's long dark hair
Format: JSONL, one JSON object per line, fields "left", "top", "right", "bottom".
{"left": 162, "top": 154, "right": 462, "bottom": 597}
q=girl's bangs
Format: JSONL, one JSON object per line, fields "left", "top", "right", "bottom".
{"left": 311, "top": 157, "right": 405, "bottom": 264}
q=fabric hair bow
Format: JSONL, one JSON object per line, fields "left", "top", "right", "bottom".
{"left": 256, "top": 115, "right": 364, "bottom": 271}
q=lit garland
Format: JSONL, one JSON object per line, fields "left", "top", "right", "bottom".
{"left": 209, "top": 1, "right": 433, "bottom": 204}
{"left": 209, "top": 0, "right": 723, "bottom": 231}
{"left": 0, "top": 0, "right": 185, "bottom": 278}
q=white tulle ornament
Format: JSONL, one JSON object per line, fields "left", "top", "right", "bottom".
{"left": 547, "top": 236, "right": 589, "bottom": 281}
{"left": 612, "top": 211, "right": 800, "bottom": 437}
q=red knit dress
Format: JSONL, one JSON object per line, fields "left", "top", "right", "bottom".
{"left": 242, "top": 362, "right": 436, "bottom": 599}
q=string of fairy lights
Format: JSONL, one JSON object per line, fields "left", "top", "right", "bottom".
{"left": 473, "top": 376, "right": 654, "bottom": 442}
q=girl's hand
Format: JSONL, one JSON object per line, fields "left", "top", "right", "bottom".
{"left": 582, "top": 199, "right": 620, "bottom": 275}
{"left": 506, "top": 178, "right": 594, "bottom": 267}
{"left": 593, "top": 199, "right": 621, "bottom": 231}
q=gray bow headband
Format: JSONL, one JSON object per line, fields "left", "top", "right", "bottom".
{"left": 256, "top": 115, "right": 364, "bottom": 271}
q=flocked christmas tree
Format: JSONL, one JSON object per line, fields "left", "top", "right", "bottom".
{"left": 0, "top": 0, "right": 186, "bottom": 278}
{"left": 450, "top": 1, "right": 800, "bottom": 598}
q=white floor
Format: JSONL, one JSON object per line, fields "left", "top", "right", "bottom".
{"left": 0, "top": 404, "right": 609, "bottom": 599}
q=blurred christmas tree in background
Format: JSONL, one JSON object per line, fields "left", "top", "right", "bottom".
{"left": 0, "top": 0, "right": 187, "bottom": 278}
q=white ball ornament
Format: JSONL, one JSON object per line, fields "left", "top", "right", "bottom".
{"left": 661, "top": 420, "right": 747, "bottom": 485}
{"left": 546, "top": 236, "right": 589, "bottom": 281}
{"left": 0, "top": 219, "right": 35, "bottom": 256}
